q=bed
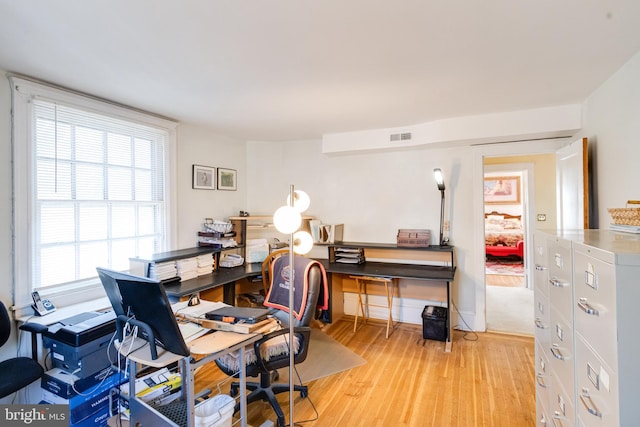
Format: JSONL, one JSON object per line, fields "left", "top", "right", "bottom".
{"left": 485, "top": 211, "right": 524, "bottom": 258}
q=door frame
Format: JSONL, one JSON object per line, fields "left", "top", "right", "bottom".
{"left": 472, "top": 138, "right": 568, "bottom": 331}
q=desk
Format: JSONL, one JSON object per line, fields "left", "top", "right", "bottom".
{"left": 118, "top": 332, "right": 261, "bottom": 427}
{"left": 320, "top": 242, "right": 456, "bottom": 351}
{"left": 162, "top": 263, "right": 263, "bottom": 303}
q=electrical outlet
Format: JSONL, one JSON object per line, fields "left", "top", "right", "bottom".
{"left": 537, "top": 214, "right": 547, "bottom": 221}
{"left": 444, "top": 220, "right": 450, "bottom": 231}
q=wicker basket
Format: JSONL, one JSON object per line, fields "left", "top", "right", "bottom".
{"left": 608, "top": 200, "right": 640, "bottom": 226}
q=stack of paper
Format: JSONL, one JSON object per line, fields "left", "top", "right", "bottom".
{"left": 196, "top": 254, "right": 213, "bottom": 276}
{"left": 176, "top": 257, "right": 198, "bottom": 281}
{"left": 149, "top": 261, "right": 177, "bottom": 281}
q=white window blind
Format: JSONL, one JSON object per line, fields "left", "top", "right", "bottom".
{"left": 33, "top": 100, "right": 169, "bottom": 289}
{"left": 10, "top": 76, "right": 176, "bottom": 311}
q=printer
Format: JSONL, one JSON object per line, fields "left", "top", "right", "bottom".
{"left": 42, "top": 311, "right": 119, "bottom": 378}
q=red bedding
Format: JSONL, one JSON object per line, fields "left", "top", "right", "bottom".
{"left": 485, "top": 213, "right": 524, "bottom": 258}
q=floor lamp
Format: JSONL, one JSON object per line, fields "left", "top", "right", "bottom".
{"left": 273, "top": 185, "right": 313, "bottom": 426}
{"left": 434, "top": 168, "right": 448, "bottom": 246}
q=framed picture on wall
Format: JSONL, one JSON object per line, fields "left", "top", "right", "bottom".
{"left": 484, "top": 176, "right": 521, "bottom": 204}
{"left": 217, "top": 168, "right": 237, "bottom": 191}
{"left": 192, "top": 165, "right": 215, "bottom": 190}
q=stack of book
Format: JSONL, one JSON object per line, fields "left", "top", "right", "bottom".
{"left": 334, "top": 247, "right": 365, "bottom": 264}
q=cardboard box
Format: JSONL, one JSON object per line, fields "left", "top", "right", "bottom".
{"left": 42, "top": 366, "right": 122, "bottom": 399}
{"left": 41, "top": 371, "right": 127, "bottom": 424}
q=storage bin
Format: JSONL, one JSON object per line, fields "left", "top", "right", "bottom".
{"left": 194, "top": 394, "right": 234, "bottom": 427}
{"left": 421, "top": 305, "right": 448, "bottom": 342}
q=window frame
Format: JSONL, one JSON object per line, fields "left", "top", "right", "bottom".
{"left": 10, "top": 76, "right": 177, "bottom": 315}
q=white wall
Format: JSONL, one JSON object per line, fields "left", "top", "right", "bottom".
{"left": 246, "top": 139, "right": 479, "bottom": 326}
{"left": 175, "top": 124, "right": 247, "bottom": 249}
{"left": 580, "top": 51, "right": 640, "bottom": 224}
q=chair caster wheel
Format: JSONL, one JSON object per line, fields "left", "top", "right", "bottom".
{"left": 277, "top": 417, "right": 286, "bottom": 427}
{"left": 300, "top": 389, "right": 308, "bottom": 398}
{"left": 229, "top": 385, "right": 239, "bottom": 397}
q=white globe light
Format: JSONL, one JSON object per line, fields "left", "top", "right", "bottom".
{"left": 292, "top": 231, "right": 314, "bottom": 254}
{"left": 273, "top": 206, "right": 301, "bottom": 234}
{"left": 287, "top": 190, "right": 310, "bottom": 213}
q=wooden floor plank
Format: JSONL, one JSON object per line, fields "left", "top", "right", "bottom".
{"left": 193, "top": 319, "right": 535, "bottom": 427}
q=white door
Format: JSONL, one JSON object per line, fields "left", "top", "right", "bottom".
{"left": 556, "top": 137, "right": 588, "bottom": 230}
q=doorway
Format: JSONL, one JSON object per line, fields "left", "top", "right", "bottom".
{"left": 483, "top": 162, "right": 534, "bottom": 335}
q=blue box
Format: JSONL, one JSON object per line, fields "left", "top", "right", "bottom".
{"left": 41, "top": 365, "right": 122, "bottom": 399}
{"left": 41, "top": 371, "right": 127, "bottom": 424}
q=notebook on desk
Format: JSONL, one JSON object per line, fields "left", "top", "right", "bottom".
{"left": 205, "top": 306, "right": 270, "bottom": 324}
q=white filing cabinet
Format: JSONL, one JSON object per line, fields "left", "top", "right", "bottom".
{"left": 534, "top": 231, "right": 552, "bottom": 425}
{"left": 534, "top": 230, "right": 640, "bottom": 427}
{"left": 547, "top": 234, "right": 576, "bottom": 427}
{"left": 572, "top": 235, "right": 640, "bottom": 427}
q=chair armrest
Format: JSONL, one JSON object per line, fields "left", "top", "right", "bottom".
{"left": 19, "top": 322, "right": 48, "bottom": 360}
{"left": 19, "top": 322, "right": 48, "bottom": 335}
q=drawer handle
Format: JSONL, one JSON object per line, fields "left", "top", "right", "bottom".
{"left": 550, "top": 345, "right": 566, "bottom": 361}
{"left": 551, "top": 412, "right": 565, "bottom": 427}
{"left": 549, "top": 278, "right": 566, "bottom": 288}
{"left": 580, "top": 388, "right": 602, "bottom": 418}
{"left": 578, "top": 298, "right": 599, "bottom": 316}
{"left": 535, "top": 318, "right": 547, "bottom": 329}
{"left": 536, "top": 373, "right": 547, "bottom": 388}
{"left": 535, "top": 264, "right": 547, "bottom": 271}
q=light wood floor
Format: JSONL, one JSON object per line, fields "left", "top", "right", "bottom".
{"left": 194, "top": 319, "right": 535, "bottom": 427}
{"left": 486, "top": 273, "right": 525, "bottom": 287}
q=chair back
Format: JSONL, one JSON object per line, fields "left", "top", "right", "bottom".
{"left": 0, "top": 301, "right": 11, "bottom": 348}
{"left": 267, "top": 255, "right": 323, "bottom": 328}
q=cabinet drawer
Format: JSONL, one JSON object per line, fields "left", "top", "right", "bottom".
{"left": 548, "top": 238, "right": 572, "bottom": 283}
{"left": 549, "top": 306, "right": 574, "bottom": 392}
{"left": 575, "top": 335, "right": 618, "bottom": 427}
{"left": 550, "top": 372, "right": 575, "bottom": 427}
{"left": 536, "top": 341, "right": 552, "bottom": 413}
{"left": 534, "top": 262, "right": 550, "bottom": 298}
{"left": 573, "top": 250, "right": 617, "bottom": 368}
{"left": 534, "top": 290, "right": 551, "bottom": 349}
{"left": 537, "top": 396, "right": 550, "bottom": 427}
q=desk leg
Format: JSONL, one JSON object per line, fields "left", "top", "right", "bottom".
{"left": 238, "top": 346, "right": 247, "bottom": 427}
{"left": 223, "top": 281, "right": 236, "bottom": 305}
{"left": 184, "top": 357, "right": 195, "bottom": 427}
{"left": 445, "top": 280, "right": 452, "bottom": 353}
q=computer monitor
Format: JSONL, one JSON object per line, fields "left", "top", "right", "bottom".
{"left": 115, "top": 276, "right": 190, "bottom": 357}
{"left": 96, "top": 267, "right": 157, "bottom": 317}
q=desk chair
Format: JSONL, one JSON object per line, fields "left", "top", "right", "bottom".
{"left": 0, "top": 301, "right": 46, "bottom": 399}
{"left": 216, "top": 255, "right": 324, "bottom": 427}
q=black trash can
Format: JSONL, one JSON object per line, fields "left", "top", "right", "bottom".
{"left": 421, "top": 305, "right": 448, "bottom": 341}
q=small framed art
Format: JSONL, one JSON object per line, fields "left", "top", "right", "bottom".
{"left": 217, "top": 168, "right": 237, "bottom": 191}
{"left": 484, "top": 176, "right": 521, "bottom": 204}
{"left": 192, "top": 165, "right": 215, "bottom": 190}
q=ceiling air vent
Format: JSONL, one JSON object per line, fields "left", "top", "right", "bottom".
{"left": 390, "top": 132, "right": 412, "bottom": 142}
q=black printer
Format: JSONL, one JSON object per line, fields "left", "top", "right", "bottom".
{"left": 42, "top": 311, "right": 118, "bottom": 378}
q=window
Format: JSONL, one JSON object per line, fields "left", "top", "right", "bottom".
{"left": 11, "top": 77, "right": 177, "bottom": 311}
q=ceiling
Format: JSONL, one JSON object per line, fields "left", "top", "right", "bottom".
{"left": 1, "top": 1, "right": 640, "bottom": 142}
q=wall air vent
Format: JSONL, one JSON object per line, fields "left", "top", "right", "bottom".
{"left": 390, "top": 132, "right": 412, "bottom": 142}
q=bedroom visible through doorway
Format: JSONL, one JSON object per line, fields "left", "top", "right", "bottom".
{"left": 484, "top": 166, "right": 532, "bottom": 335}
